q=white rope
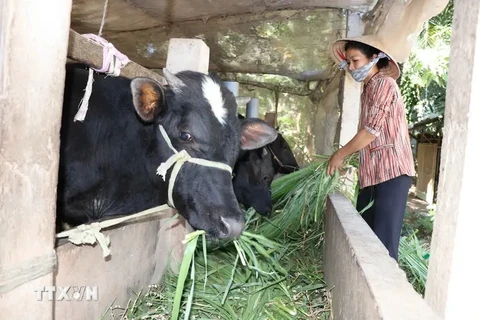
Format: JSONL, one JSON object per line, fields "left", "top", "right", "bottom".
{"left": 97, "top": 0, "right": 109, "bottom": 37}
{"left": 56, "top": 204, "right": 172, "bottom": 258}
{"left": 74, "top": 68, "right": 95, "bottom": 122}
{"left": 73, "top": 0, "right": 131, "bottom": 122}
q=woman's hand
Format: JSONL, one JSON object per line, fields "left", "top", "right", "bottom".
{"left": 327, "top": 151, "right": 345, "bottom": 177}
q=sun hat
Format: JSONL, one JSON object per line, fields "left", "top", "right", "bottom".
{"left": 330, "top": 34, "right": 401, "bottom": 80}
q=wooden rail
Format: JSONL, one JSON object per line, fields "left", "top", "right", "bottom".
{"left": 67, "top": 29, "right": 166, "bottom": 84}
{"left": 66, "top": 29, "right": 251, "bottom": 106}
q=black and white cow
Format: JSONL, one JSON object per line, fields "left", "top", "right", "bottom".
{"left": 56, "top": 64, "right": 277, "bottom": 240}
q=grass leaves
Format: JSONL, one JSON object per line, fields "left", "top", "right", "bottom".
{"left": 120, "top": 153, "right": 431, "bottom": 319}
{"left": 120, "top": 158, "right": 343, "bottom": 320}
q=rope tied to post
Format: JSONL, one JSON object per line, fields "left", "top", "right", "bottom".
{"left": 56, "top": 204, "right": 173, "bottom": 258}
{"left": 74, "top": 35, "right": 131, "bottom": 122}
{"left": 74, "top": 0, "right": 131, "bottom": 122}
{"left": 63, "top": 223, "right": 111, "bottom": 258}
{"left": 81, "top": 34, "right": 130, "bottom": 76}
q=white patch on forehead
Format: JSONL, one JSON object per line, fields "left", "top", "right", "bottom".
{"left": 202, "top": 76, "right": 227, "bottom": 126}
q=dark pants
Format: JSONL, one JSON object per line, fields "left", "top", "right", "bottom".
{"left": 356, "top": 175, "right": 412, "bottom": 261}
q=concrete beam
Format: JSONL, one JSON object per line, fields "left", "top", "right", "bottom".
{"left": 324, "top": 193, "right": 441, "bottom": 320}
{"left": 424, "top": 1, "right": 480, "bottom": 318}
{"left": 94, "top": 9, "right": 345, "bottom": 79}
{"left": 0, "top": 0, "right": 72, "bottom": 318}
{"left": 70, "top": 0, "right": 377, "bottom": 33}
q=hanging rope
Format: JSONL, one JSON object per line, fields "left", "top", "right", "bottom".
{"left": 73, "top": 0, "right": 131, "bottom": 122}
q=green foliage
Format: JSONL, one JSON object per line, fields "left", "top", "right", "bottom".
{"left": 400, "top": 0, "right": 453, "bottom": 133}
{"left": 398, "top": 233, "right": 430, "bottom": 296}
{"left": 237, "top": 84, "right": 317, "bottom": 166}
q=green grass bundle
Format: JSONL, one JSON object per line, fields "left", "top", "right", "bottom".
{"left": 119, "top": 156, "right": 356, "bottom": 320}
{"left": 251, "top": 155, "right": 346, "bottom": 240}
{"left": 122, "top": 229, "right": 330, "bottom": 320}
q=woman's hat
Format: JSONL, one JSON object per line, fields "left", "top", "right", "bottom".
{"left": 330, "top": 35, "right": 401, "bottom": 80}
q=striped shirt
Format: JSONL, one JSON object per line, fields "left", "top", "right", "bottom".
{"left": 358, "top": 72, "right": 415, "bottom": 189}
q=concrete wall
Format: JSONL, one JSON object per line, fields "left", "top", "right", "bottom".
{"left": 324, "top": 193, "right": 440, "bottom": 320}
{"left": 52, "top": 209, "right": 190, "bottom": 320}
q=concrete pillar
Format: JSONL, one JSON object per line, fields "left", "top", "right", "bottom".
{"left": 338, "top": 11, "right": 364, "bottom": 147}
{"left": 424, "top": 2, "right": 480, "bottom": 319}
{"left": 165, "top": 38, "right": 210, "bottom": 74}
{"left": 246, "top": 98, "right": 260, "bottom": 118}
{"left": 336, "top": 11, "right": 364, "bottom": 197}
{"left": 151, "top": 38, "right": 210, "bottom": 282}
{"left": 0, "top": 0, "right": 72, "bottom": 318}
{"left": 224, "top": 81, "right": 240, "bottom": 97}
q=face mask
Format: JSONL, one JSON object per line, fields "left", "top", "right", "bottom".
{"left": 339, "top": 52, "right": 389, "bottom": 82}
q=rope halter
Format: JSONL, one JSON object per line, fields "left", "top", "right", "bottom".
{"left": 266, "top": 145, "right": 299, "bottom": 172}
{"left": 156, "top": 125, "right": 233, "bottom": 208}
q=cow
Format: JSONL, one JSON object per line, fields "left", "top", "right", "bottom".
{"left": 233, "top": 146, "right": 274, "bottom": 216}
{"left": 56, "top": 64, "right": 278, "bottom": 240}
{"left": 232, "top": 115, "right": 299, "bottom": 216}
{"left": 268, "top": 130, "right": 299, "bottom": 175}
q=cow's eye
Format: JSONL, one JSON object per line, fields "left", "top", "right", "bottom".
{"left": 179, "top": 132, "right": 192, "bottom": 142}
{"left": 263, "top": 175, "right": 270, "bottom": 182}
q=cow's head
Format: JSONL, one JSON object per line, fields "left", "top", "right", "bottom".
{"left": 130, "top": 70, "right": 277, "bottom": 240}
{"left": 233, "top": 147, "right": 275, "bottom": 216}
{"left": 269, "top": 130, "right": 300, "bottom": 174}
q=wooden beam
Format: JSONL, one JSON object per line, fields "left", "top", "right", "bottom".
{"left": 264, "top": 112, "right": 277, "bottom": 128}
{"left": 0, "top": 0, "right": 72, "bottom": 318}
{"left": 67, "top": 30, "right": 251, "bottom": 106}
{"left": 67, "top": 29, "right": 166, "bottom": 84}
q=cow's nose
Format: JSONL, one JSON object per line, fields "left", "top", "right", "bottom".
{"left": 254, "top": 203, "right": 271, "bottom": 216}
{"left": 219, "top": 216, "right": 245, "bottom": 239}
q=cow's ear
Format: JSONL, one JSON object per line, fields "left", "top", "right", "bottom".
{"left": 130, "top": 78, "right": 165, "bottom": 122}
{"left": 240, "top": 118, "right": 278, "bottom": 150}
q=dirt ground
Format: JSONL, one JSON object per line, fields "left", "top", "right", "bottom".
{"left": 407, "top": 186, "right": 431, "bottom": 214}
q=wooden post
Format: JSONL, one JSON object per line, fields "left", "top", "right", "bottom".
{"left": 0, "top": 0, "right": 72, "bottom": 318}
{"left": 264, "top": 112, "right": 277, "bottom": 128}
{"left": 424, "top": 2, "right": 480, "bottom": 319}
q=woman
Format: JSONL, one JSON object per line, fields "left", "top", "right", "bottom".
{"left": 327, "top": 35, "right": 415, "bottom": 261}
